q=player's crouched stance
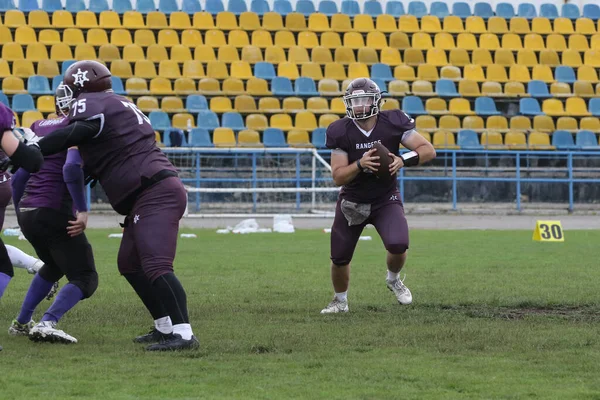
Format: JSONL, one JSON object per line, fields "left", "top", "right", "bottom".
{"left": 321, "top": 78, "right": 436, "bottom": 314}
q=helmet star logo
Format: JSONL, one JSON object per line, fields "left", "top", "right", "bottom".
{"left": 72, "top": 68, "right": 89, "bottom": 87}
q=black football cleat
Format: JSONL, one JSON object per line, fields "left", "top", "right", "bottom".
{"left": 145, "top": 333, "right": 199, "bottom": 351}
{"left": 133, "top": 328, "right": 172, "bottom": 344}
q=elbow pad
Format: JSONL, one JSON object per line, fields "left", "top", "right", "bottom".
{"left": 11, "top": 141, "right": 43, "bottom": 173}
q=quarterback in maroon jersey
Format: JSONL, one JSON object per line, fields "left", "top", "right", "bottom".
{"left": 321, "top": 78, "right": 436, "bottom": 314}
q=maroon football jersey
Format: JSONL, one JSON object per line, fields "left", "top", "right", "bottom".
{"left": 326, "top": 109, "right": 416, "bottom": 203}
{"left": 68, "top": 91, "right": 176, "bottom": 215}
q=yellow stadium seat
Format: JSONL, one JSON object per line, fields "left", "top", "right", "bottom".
{"left": 111, "top": 60, "right": 133, "bottom": 78}
{"left": 50, "top": 43, "right": 73, "bottom": 61}
{"left": 398, "top": 15, "right": 419, "bottom": 33}
{"left": 566, "top": 97, "right": 590, "bottom": 116}
{"left": 155, "top": 131, "right": 163, "bottom": 146}
{"left": 421, "top": 15, "right": 441, "bottom": 33}
{"left": 539, "top": 49, "right": 560, "bottom": 66}
{"left": 295, "top": 31, "right": 318, "bottom": 49}
{"left": 237, "top": 11, "right": 259, "bottom": 31}
{"left": 285, "top": 12, "right": 307, "bottom": 32}
{"left": 301, "top": 62, "right": 323, "bottom": 80}
{"left": 319, "top": 113, "right": 341, "bottom": 127}
{"left": 75, "top": 44, "right": 97, "bottom": 60}
{"left": 532, "top": 65, "right": 554, "bottom": 82}
{"left": 532, "top": 17, "right": 552, "bottom": 34}
{"left": 412, "top": 32, "right": 432, "bottom": 49}
{"left": 342, "top": 32, "right": 364, "bottom": 49}
{"left": 547, "top": 34, "right": 567, "bottom": 51}
{"left": 504, "top": 131, "right": 528, "bottom": 149}
{"left": 585, "top": 50, "right": 600, "bottom": 67}
{"left": 329, "top": 97, "right": 345, "bottom": 113}
{"left": 4, "top": 10, "right": 25, "bottom": 27}
{"left": 426, "top": 98, "right": 448, "bottom": 115}
{"left": 99, "top": 11, "right": 121, "bottom": 29}
{"left": 581, "top": 117, "right": 600, "bottom": 132}
{"left": 158, "top": 60, "right": 181, "bottom": 79}
{"left": 37, "top": 95, "right": 55, "bottom": 113}
{"left": 334, "top": 48, "right": 356, "bottom": 64}
{"left": 250, "top": 30, "right": 272, "bottom": 48}
{"left": 271, "top": 114, "right": 294, "bottom": 130}
{"left": 346, "top": 62, "right": 368, "bottom": 79}
{"left": 509, "top": 17, "right": 530, "bottom": 34}
{"left": 411, "top": 80, "right": 434, "bottom": 96}
{"left": 137, "top": 96, "right": 160, "bottom": 112}
{"left": 230, "top": 61, "right": 252, "bottom": 79}
{"left": 36, "top": 59, "right": 59, "bottom": 78}
{"left": 87, "top": 28, "right": 109, "bottom": 46}
{"left": 485, "top": 65, "right": 508, "bottom": 83}
{"left": 125, "top": 77, "right": 149, "bottom": 94}
{"left": 416, "top": 116, "right": 436, "bottom": 132}
{"left": 235, "top": 95, "right": 257, "bottom": 114}
{"left": 111, "top": 29, "right": 133, "bottom": 46}
{"left": 241, "top": 45, "right": 263, "bottom": 64}
{"left": 459, "top": 80, "right": 480, "bottom": 96}
{"left": 295, "top": 111, "right": 318, "bottom": 131}
{"left": 213, "top": 128, "right": 236, "bottom": 147}
{"left": 174, "top": 77, "right": 198, "bottom": 94}
{"left": 134, "top": 60, "right": 157, "bottom": 79}
{"left": 487, "top": 116, "right": 509, "bottom": 131}
{"left": 147, "top": 44, "right": 168, "bottom": 62}
{"left": 472, "top": 49, "right": 493, "bottom": 66}
{"left": 147, "top": 12, "right": 168, "bottom": 29}
{"left": 12, "top": 60, "right": 34, "bottom": 78}
{"left": 193, "top": 11, "right": 215, "bottom": 29}
{"left": 341, "top": 79, "right": 352, "bottom": 92}
{"left": 123, "top": 44, "right": 145, "bottom": 61}
{"left": 378, "top": 47, "right": 401, "bottom": 66}
{"left": 449, "top": 49, "right": 470, "bottom": 66}
{"left": 121, "top": 12, "right": 144, "bottom": 28}
{"left": 417, "top": 64, "right": 438, "bottom": 81}
{"left": 463, "top": 64, "right": 485, "bottom": 82}
{"left": 510, "top": 116, "right": 531, "bottom": 131}
{"left": 354, "top": 14, "right": 374, "bottom": 33}
{"left": 443, "top": 16, "right": 464, "bottom": 33}
{"left": 569, "top": 34, "right": 589, "bottom": 51}
{"left": 365, "top": 31, "right": 387, "bottom": 50}
{"left": 488, "top": 17, "right": 508, "bottom": 34}
{"left": 554, "top": 17, "right": 574, "bottom": 34}
{"left": 229, "top": 30, "right": 250, "bottom": 48}
{"left": 449, "top": 98, "right": 474, "bottom": 115}
{"left": 282, "top": 97, "right": 304, "bottom": 112}
{"left": 259, "top": 97, "right": 281, "bottom": 112}
{"left": 433, "top": 131, "right": 459, "bottom": 149}
{"left": 62, "top": 28, "right": 84, "bottom": 46}
{"left": 262, "top": 12, "right": 284, "bottom": 31}
{"left": 2, "top": 76, "right": 25, "bottom": 94}
{"left": 206, "top": 60, "right": 229, "bottom": 79}
{"left": 182, "top": 60, "right": 205, "bottom": 78}
{"left": 274, "top": 30, "right": 296, "bottom": 48}
{"left": 210, "top": 96, "right": 233, "bottom": 113}
{"left": 426, "top": 48, "right": 448, "bottom": 66}
{"left": 578, "top": 66, "right": 599, "bottom": 82}
{"left": 264, "top": 46, "right": 286, "bottom": 63}
{"left": 278, "top": 62, "right": 299, "bottom": 80}
{"left": 533, "top": 115, "right": 555, "bottom": 132}
{"left": 462, "top": 116, "right": 484, "bottom": 131}
{"left": 194, "top": 45, "right": 216, "bottom": 62}
{"left": 466, "top": 16, "right": 487, "bottom": 33}
{"left": 357, "top": 48, "right": 378, "bottom": 65}
{"left": 22, "top": 111, "right": 43, "bottom": 128}
{"left": 318, "top": 32, "right": 340, "bottom": 49}
{"left": 170, "top": 45, "right": 192, "bottom": 62}
{"left": 51, "top": 10, "right": 74, "bottom": 28}
{"left": 76, "top": 11, "right": 98, "bottom": 28}
{"left": 434, "top": 32, "right": 455, "bottom": 49}
{"left": 158, "top": 29, "right": 180, "bottom": 47}
{"left": 150, "top": 77, "right": 173, "bottom": 95}
{"left": 524, "top": 34, "right": 545, "bottom": 50}
{"left": 389, "top": 31, "right": 410, "bottom": 49}
{"left": 134, "top": 29, "right": 156, "bottom": 47}
{"left": 308, "top": 13, "right": 330, "bottom": 32}
{"left": 388, "top": 80, "right": 410, "bottom": 96}
{"left": 516, "top": 49, "right": 538, "bottom": 67}
{"left": 494, "top": 49, "right": 515, "bottom": 66}
{"left": 15, "top": 27, "right": 36, "bottom": 45}
{"left": 205, "top": 29, "right": 227, "bottom": 48}
{"left": 480, "top": 131, "right": 507, "bottom": 149}
{"left": 238, "top": 130, "right": 262, "bottom": 147}
{"left": 405, "top": 49, "right": 425, "bottom": 66}
{"left": 440, "top": 66, "right": 461, "bottom": 81}
{"left": 394, "top": 65, "right": 415, "bottom": 81}
{"left": 306, "top": 97, "right": 328, "bottom": 113}
{"left": 556, "top": 117, "right": 578, "bottom": 131}
{"left": 98, "top": 44, "right": 120, "bottom": 61}
{"left": 288, "top": 130, "right": 312, "bottom": 147}
{"left": 318, "top": 78, "right": 341, "bottom": 95}
{"left": 25, "top": 43, "right": 49, "bottom": 62}
{"left": 39, "top": 29, "right": 61, "bottom": 45}
{"left": 562, "top": 49, "right": 583, "bottom": 67}
{"left": 288, "top": 46, "right": 310, "bottom": 63}
{"left": 28, "top": 10, "right": 51, "bottom": 28}
{"left": 574, "top": 81, "right": 593, "bottom": 97}
{"left": 181, "top": 30, "right": 202, "bottom": 47}
{"left": 480, "top": 33, "right": 500, "bottom": 50}
{"left": 439, "top": 115, "right": 460, "bottom": 131}
{"left": 247, "top": 77, "right": 271, "bottom": 96}
{"left": 311, "top": 47, "right": 332, "bottom": 64}
{"left": 576, "top": 18, "right": 596, "bottom": 34}
{"left": 529, "top": 132, "right": 555, "bottom": 150}
{"left": 169, "top": 12, "right": 191, "bottom": 30}
{"left": 376, "top": 14, "right": 397, "bottom": 33}
{"left": 457, "top": 33, "right": 478, "bottom": 50}
{"left": 502, "top": 33, "right": 523, "bottom": 50}
{"left": 217, "top": 45, "right": 239, "bottom": 62}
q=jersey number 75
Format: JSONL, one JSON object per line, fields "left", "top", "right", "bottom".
{"left": 121, "top": 101, "right": 151, "bottom": 126}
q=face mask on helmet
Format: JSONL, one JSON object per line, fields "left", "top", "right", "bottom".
{"left": 55, "top": 83, "right": 74, "bottom": 117}
{"left": 343, "top": 91, "right": 381, "bottom": 120}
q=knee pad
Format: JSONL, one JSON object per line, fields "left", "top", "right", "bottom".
{"left": 71, "top": 271, "right": 98, "bottom": 299}
{"left": 385, "top": 243, "right": 408, "bottom": 255}
{"left": 38, "top": 264, "right": 63, "bottom": 283}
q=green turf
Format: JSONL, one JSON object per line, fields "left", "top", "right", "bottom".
{"left": 1, "top": 229, "right": 599, "bottom": 400}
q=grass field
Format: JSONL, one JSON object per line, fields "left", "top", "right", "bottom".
{"left": 1, "top": 228, "right": 600, "bottom": 400}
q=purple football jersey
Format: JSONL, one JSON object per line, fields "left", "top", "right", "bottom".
{"left": 20, "top": 117, "right": 71, "bottom": 212}
{"left": 68, "top": 91, "right": 176, "bottom": 215}
{"left": 326, "top": 109, "right": 416, "bottom": 203}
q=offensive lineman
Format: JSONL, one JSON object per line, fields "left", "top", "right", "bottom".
{"left": 321, "top": 78, "right": 436, "bottom": 314}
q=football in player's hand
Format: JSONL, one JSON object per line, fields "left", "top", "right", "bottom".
{"left": 372, "top": 142, "right": 393, "bottom": 179}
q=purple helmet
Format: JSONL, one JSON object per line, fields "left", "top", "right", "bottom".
{"left": 343, "top": 78, "right": 383, "bottom": 120}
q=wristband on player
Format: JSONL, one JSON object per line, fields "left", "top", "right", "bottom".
{"left": 400, "top": 151, "right": 420, "bottom": 167}
{"left": 356, "top": 159, "right": 362, "bottom": 170}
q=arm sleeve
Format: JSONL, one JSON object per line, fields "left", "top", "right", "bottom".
{"left": 8, "top": 139, "right": 44, "bottom": 173}
{"left": 37, "top": 119, "right": 101, "bottom": 156}
{"left": 11, "top": 168, "right": 31, "bottom": 209}
{"left": 63, "top": 148, "right": 87, "bottom": 212}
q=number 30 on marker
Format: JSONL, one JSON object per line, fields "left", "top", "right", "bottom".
{"left": 532, "top": 221, "right": 564, "bottom": 242}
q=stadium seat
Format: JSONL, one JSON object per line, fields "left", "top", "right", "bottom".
{"left": 496, "top": 2, "right": 515, "bottom": 18}
{"left": 590, "top": 99, "right": 600, "bottom": 116}
{"left": 474, "top": 2, "right": 493, "bottom": 19}
{"left": 222, "top": 112, "right": 246, "bottom": 131}
{"left": 187, "top": 128, "right": 213, "bottom": 147}
{"left": 295, "top": 111, "right": 317, "bottom": 131}
{"left": 425, "top": 98, "right": 448, "bottom": 115}
{"left": 211, "top": 128, "right": 235, "bottom": 147}
{"left": 272, "top": 77, "right": 294, "bottom": 96}
{"left": 556, "top": 117, "right": 578, "bottom": 132}
{"left": 125, "top": 77, "right": 149, "bottom": 94}
{"left": 576, "top": 130, "right": 600, "bottom": 149}
{"left": 270, "top": 114, "right": 294, "bottom": 130}
{"left": 287, "top": 130, "right": 312, "bottom": 147}
{"left": 311, "top": 127, "right": 327, "bottom": 148}
{"left": 319, "top": 114, "right": 339, "bottom": 128}
{"left": 528, "top": 132, "right": 555, "bottom": 150}
{"left": 433, "top": 131, "right": 459, "bottom": 149}
{"left": 475, "top": 97, "right": 500, "bottom": 116}
{"left": 27, "top": 75, "right": 52, "bottom": 95}
{"left": 205, "top": 0, "right": 224, "bottom": 14}
{"left": 295, "top": 0, "right": 315, "bottom": 16}
{"left": 195, "top": 110, "right": 220, "bottom": 130}
{"left": 462, "top": 116, "right": 484, "bottom": 131}
{"left": 449, "top": 98, "right": 475, "bottom": 115}
{"left": 137, "top": 96, "right": 160, "bottom": 113}
{"left": 149, "top": 110, "right": 171, "bottom": 130}
{"left": 263, "top": 128, "right": 287, "bottom": 147}
{"left": 580, "top": 117, "right": 600, "bottom": 132}
{"left": 505, "top": 131, "right": 528, "bottom": 149}
{"left": 295, "top": 77, "right": 319, "bottom": 97}
{"left": 402, "top": 96, "right": 426, "bottom": 115}
{"left": 235, "top": 129, "right": 261, "bottom": 147}
{"left": 486, "top": 116, "right": 508, "bottom": 131}
{"left": 430, "top": 1, "right": 449, "bottom": 18}
{"left": 234, "top": 95, "right": 257, "bottom": 114}
{"left": 306, "top": 97, "right": 328, "bottom": 113}
{"left": 566, "top": 97, "right": 591, "bottom": 116}
{"left": 527, "top": 80, "right": 550, "bottom": 98}
{"left": 542, "top": 98, "right": 566, "bottom": 116}
{"left": 385, "top": 1, "right": 405, "bottom": 17}
{"left": 340, "top": 0, "right": 360, "bottom": 16}
{"left": 583, "top": 4, "right": 600, "bottom": 20}
{"left": 273, "top": 0, "right": 292, "bottom": 16}
{"left": 261, "top": 98, "right": 282, "bottom": 113}
{"left": 2, "top": 77, "right": 26, "bottom": 95}
{"left": 12, "top": 93, "right": 35, "bottom": 112}
{"left": 457, "top": 130, "right": 484, "bottom": 150}
{"left": 533, "top": 115, "right": 555, "bottom": 132}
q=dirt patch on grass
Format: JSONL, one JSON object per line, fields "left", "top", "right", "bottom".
{"left": 438, "top": 304, "right": 600, "bottom": 321}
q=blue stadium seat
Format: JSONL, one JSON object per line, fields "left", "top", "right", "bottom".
{"left": 371, "top": 79, "right": 387, "bottom": 94}
{"left": 371, "top": 64, "right": 394, "bottom": 82}
{"left": 263, "top": 128, "right": 288, "bottom": 147}
{"left": 311, "top": 127, "right": 326, "bottom": 148}
{"left": 111, "top": 77, "right": 125, "bottom": 95}
{"left": 186, "top": 95, "right": 208, "bottom": 112}
{"left": 475, "top": 97, "right": 500, "bottom": 116}
{"left": 430, "top": 1, "right": 449, "bottom": 18}
{"left": 295, "top": 77, "right": 319, "bottom": 97}
{"left": 517, "top": 3, "right": 536, "bottom": 19}
{"left": 363, "top": 0, "right": 382, "bottom": 16}
{"left": 576, "top": 131, "right": 600, "bottom": 149}
{"left": 89, "top": 0, "right": 109, "bottom": 13}
{"left": 552, "top": 130, "right": 579, "bottom": 150}
{"left": 495, "top": 3, "right": 515, "bottom": 19}
{"left": 158, "top": 0, "right": 179, "bottom": 13}
{"left": 0, "top": 0, "right": 16, "bottom": 11}
{"left": 112, "top": 0, "right": 132, "bottom": 13}
{"left": 0, "top": 93, "right": 9, "bottom": 107}
{"left": 296, "top": 0, "right": 315, "bottom": 16}
{"left": 540, "top": 3, "right": 558, "bottom": 19}
{"left": 318, "top": 0, "right": 338, "bottom": 16}
{"left": 385, "top": 1, "right": 405, "bottom": 17}
{"left": 452, "top": 2, "right": 471, "bottom": 18}
{"left": 19, "top": 0, "right": 39, "bottom": 12}
{"left": 228, "top": 0, "right": 247, "bottom": 15}
{"left": 188, "top": 128, "right": 213, "bottom": 147}
{"left": 12, "top": 94, "right": 35, "bottom": 112}
{"left": 222, "top": 112, "right": 246, "bottom": 131}
{"left": 205, "top": 0, "right": 224, "bottom": 14}
{"left": 182, "top": 0, "right": 201, "bottom": 13}
{"left": 436, "top": 79, "right": 458, "bottom": 97}
{"left": 561, "top": 3, "right": 580, "bottom": 19}
{"left": 136, "top": 0, "right": 156, "bottom": 13}
{"left": 589, "top": 99, "right": 600, "bottom": 117}
{"left": 254, "top": 62, "right": 276, "bottom": 80}
{"left": 458, "top": 130, "right": 484, "bottom": 149}
{"left": 402, "top": 96, "right": 426, "bottom": 116}
{"left": 43, "top": 0, "right": 63, "bottom": 12}
{"left": 408, "top": 1, "right": 427, "bottom": 18}
{"left": 65, "top": 0, "right": 85, "bottom": 12}
{"left": 555, "top": 66, "right": 576, "bottom": 84}
{"left": 474, "top": 2, "right": 493, "bottom": 19}
{"left": 527, "top": 80, "right": 550, "bottom": 98}
{"left": 61, "top": 60, "right": 76, "bottom": 75}
{"left": 250, "top": 0, "right": 270, "bottom": 15}
{"left": 27, "top": 76, "right": 51, "bottom": 95}
{"left": 51, "top": 76, "right": 62, "bottom": 91}
{"left": 196, "top": 110, "right": 220, "bottom": 130}
{"left": 273, "top": 0, "right": 292, "bottom": 15}
{"left": 272, "top": 77, "right": 294, "bottom": 96}
{"left": 163, "top": 128, "right": 187, "bottom": 147}
{"left": 340, "top": 0, "right": 360, "bottom": 16}
{"left": 583, "top": 4, "right": 600, "bottom": 20}
{"left": 149, "top": 111, "right": 171, "bottom": 130}
{"left": 520, "top": 98, "right": 544, "bottom": 116}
